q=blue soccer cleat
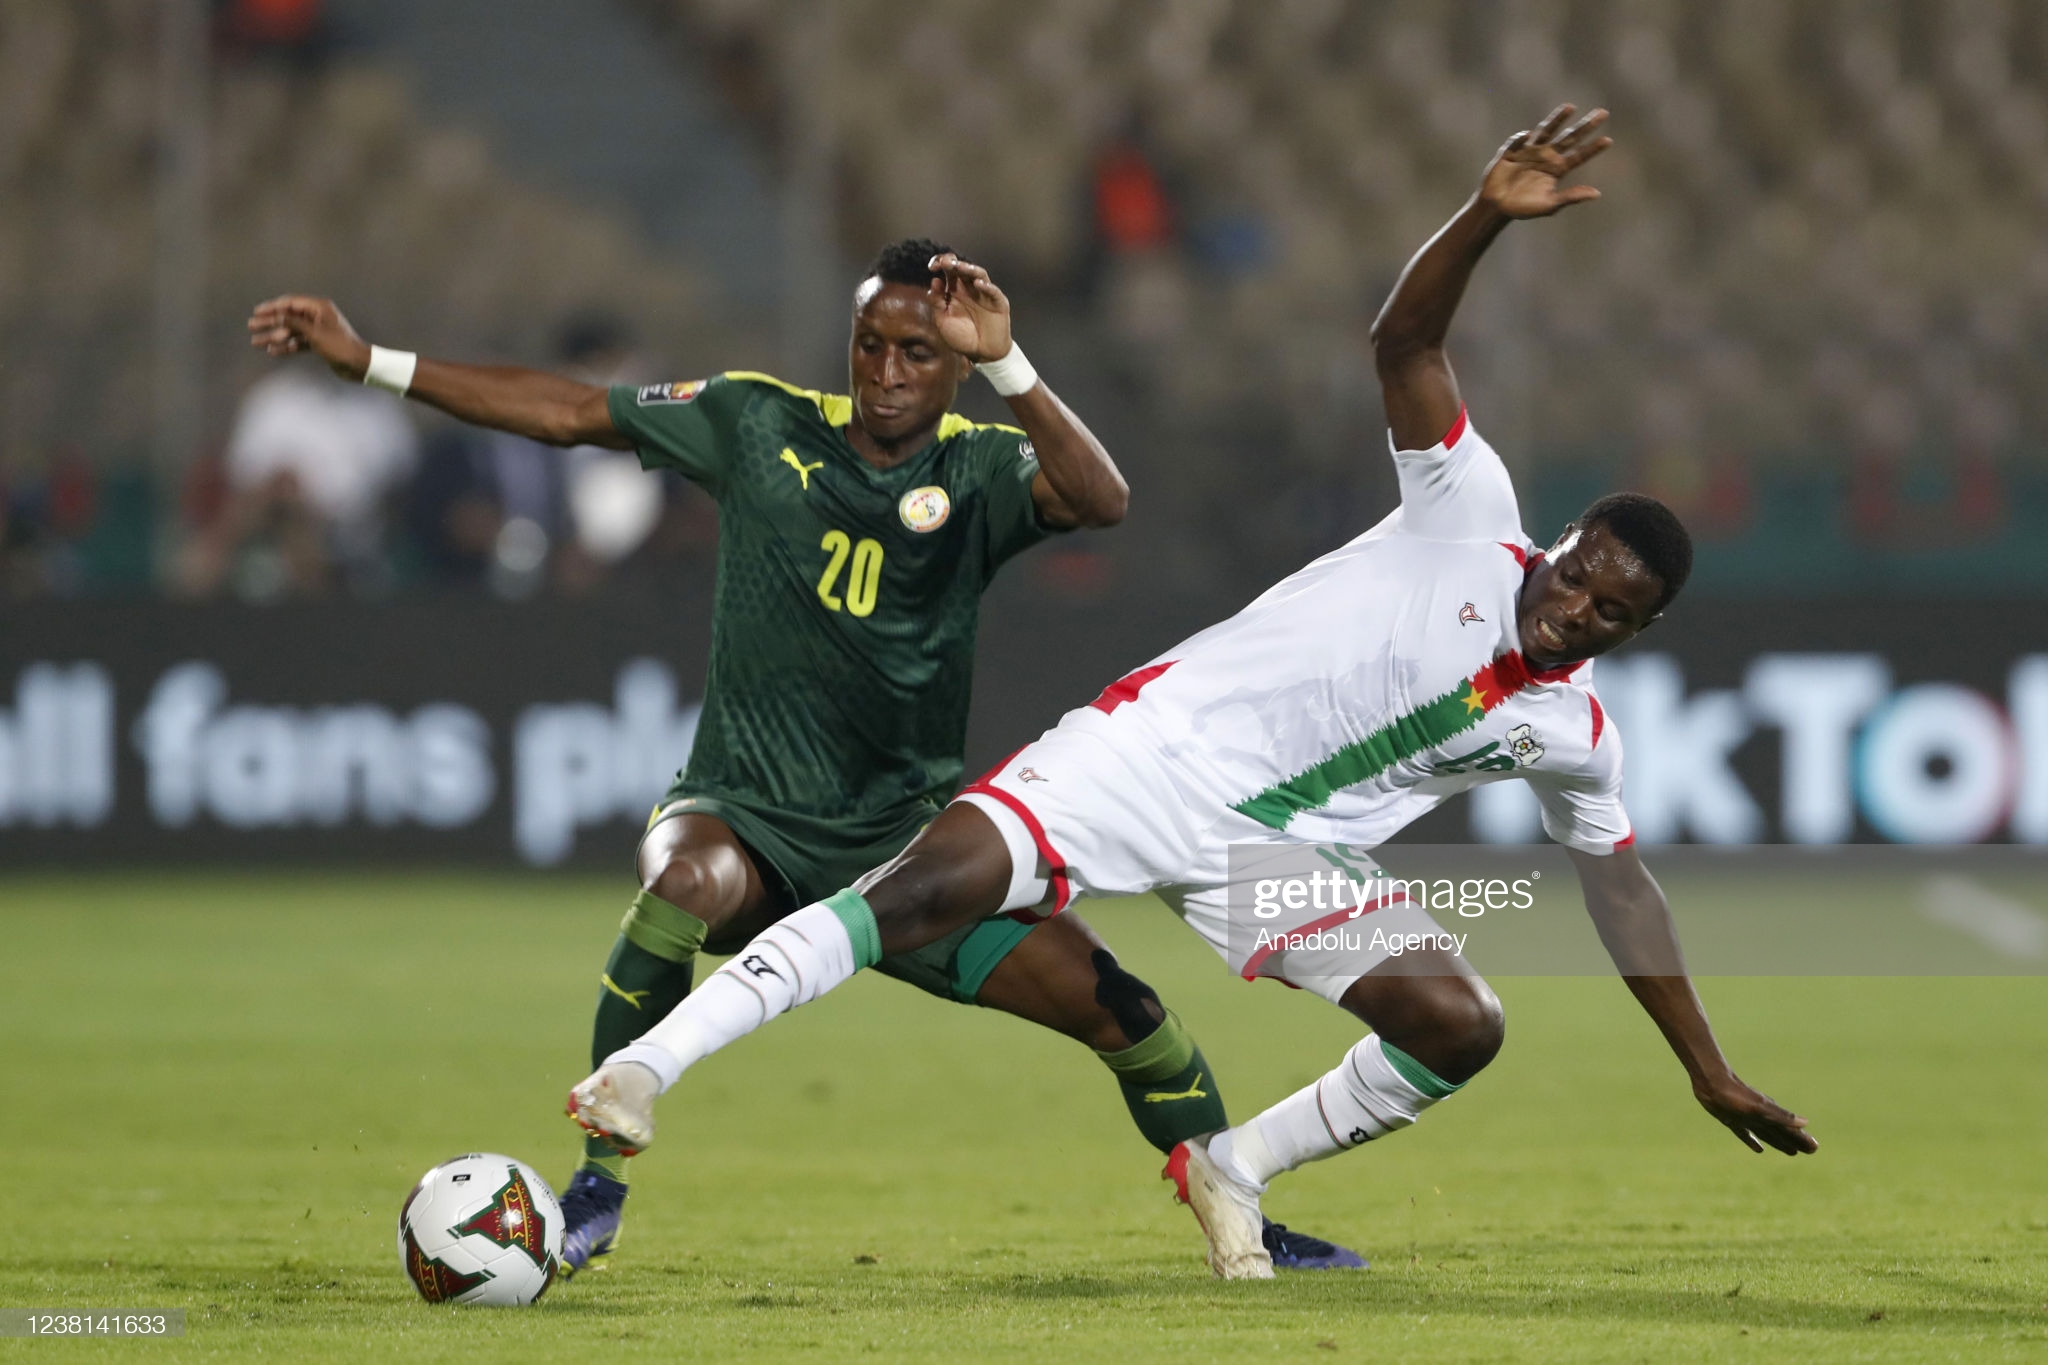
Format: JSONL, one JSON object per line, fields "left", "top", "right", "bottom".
{"left": 1263, "top": 1217, "right": 1368, "bottom": 1270}
{"left": 558, "top": 1166, "right": 628, "bottom": 1279}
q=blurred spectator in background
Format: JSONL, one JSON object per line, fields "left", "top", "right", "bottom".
{"left": 215, "top": 0, "right": 330, "bottom": 63}
{"left": 408, "top": 315, "right": 669, "bottom": 597}
{"left": 1092, "top": 136, "right": 1174, "bottom": 256}
{"left": 1086, "top": 122, "right": 1197, "bottom": 369}
{"left": 555, "top": 317, "right": 671, "bottom": 591}
{"left": 177, "top": 367, "right": 417, "bottom": 599}
{"left": 0, "top": 452, "right": 102, "bottom": 598}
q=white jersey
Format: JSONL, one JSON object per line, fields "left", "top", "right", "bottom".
{"left": 967, "top": 410, "right": 1631, "bottom": 896}
{"left": 956, "top": 409, "right": 1631, "bottom": 998}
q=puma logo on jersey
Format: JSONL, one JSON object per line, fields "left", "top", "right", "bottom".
{"left": 600, "top": 974, "right": 651, "bottom": 1009}
{"left": 1459, "top": 602, "right": 1483, "bottom": 625}
{"left": 780, "top": 448, "right": 824, "bottom": 490}
{"left": 1142, "top": 1072, "right": 1207, "bottom": 1103}
{"left": 1017, "top": 767, "right": 1048, "bottom": 783}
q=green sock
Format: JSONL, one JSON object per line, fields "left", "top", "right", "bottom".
{"left": 1097, "top": 1010, "right": 1229, "bottom": 1153}
{"left": 579, "top": 890, "right": 708, "bottom": 1179}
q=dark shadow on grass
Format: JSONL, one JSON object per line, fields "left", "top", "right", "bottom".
{"left": 984, "top": 1272, "right": 1155, "bottom": 1301}
{"left": 965, "top": 1270, "right": 2046, "bottom": 1335}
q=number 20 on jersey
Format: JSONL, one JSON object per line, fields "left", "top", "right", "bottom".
{"left": 816, "top": 530, "right": 882, "bottom": 617}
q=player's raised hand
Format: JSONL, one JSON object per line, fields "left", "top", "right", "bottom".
{"left": 1694, "top": 1073, "right": 1818, "bottom": 1156}
{"left": 246, "top": 295, "right": 373, "bottom": 381}
{"left": 926, "top": 253, "right": 1013, "bottom": 363}
{"left": 1479, "top": 104, "right": 1612, "bottom": 219}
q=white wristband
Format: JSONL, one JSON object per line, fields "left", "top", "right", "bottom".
{"left": 363, "top": 345, "right": 417, "bottom": 396}
{"left": 976, "top": 342, "right": 1038, "bottom": 397}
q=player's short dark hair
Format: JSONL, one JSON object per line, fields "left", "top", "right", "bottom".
{"left": 1578, "top": 491, "right": 1693, "bottom": 612}
{"left": 865, "top": 238, "right": 953, "bottom": 290}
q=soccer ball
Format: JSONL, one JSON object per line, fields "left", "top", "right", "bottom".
{"left": 397, "top": 1154, "right": 563, "bottom": 1306}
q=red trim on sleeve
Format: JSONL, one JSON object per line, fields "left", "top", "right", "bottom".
{"left": 1089, "top": 661, "right": 1175, "bottom": 715}
{"left": 958, "top": 780, "right": 1072, "bottom": 918}
{"left": 1441, "top": 406, "right": 1468, "bottom": 449}
{"left": 1588, "top": 694, "right": 1606, "bottom": 750}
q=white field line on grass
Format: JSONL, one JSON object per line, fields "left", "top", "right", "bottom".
{"left": 1918, "top": 874, "right": 2048, "bottom": 960}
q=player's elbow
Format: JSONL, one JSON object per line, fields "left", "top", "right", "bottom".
{"left": 1078, "top": 478, "right": 1129, "bottom": 529}
{"left": 533, "top": 404, "right": 593, "bottom": 447}
{"left": 1369, "top": 327, "right": 1435, "bottom": 379}
{"left": 535, "top": 387, "right": 617, "bottom": 448}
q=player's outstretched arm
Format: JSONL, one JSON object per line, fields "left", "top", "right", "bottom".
{"left": 1370, "top": 104, "right": 1612, "bottom": 450}
{"left": 246, "top": 295, "right": 630, "bottom": 450}
{"left": 1567, "top": 846, "right": 1819, "bottom": 1157}
{"left": 926, "top": 254, "right": 1128, "bottom": 529}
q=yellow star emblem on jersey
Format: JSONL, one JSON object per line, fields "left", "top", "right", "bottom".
{"left": 1462, "top": 683, "right": 1488, "bottom": 714}
{"left": 780, "top": 448, "right": 825, "bottom": 490}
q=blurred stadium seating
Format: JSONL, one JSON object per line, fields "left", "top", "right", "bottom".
{"left": 667, "top": 0, "right": 2048, "bottom": 582}
{"left": 4, "top": 0, "right": 2045, "bottom": 595}
{"left": 0, "top": 0, "right": 711, "bottom": 593}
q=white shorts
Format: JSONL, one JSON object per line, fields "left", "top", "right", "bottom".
{"left": 955, "top": 720, "right": 1455, "bottom": 1005}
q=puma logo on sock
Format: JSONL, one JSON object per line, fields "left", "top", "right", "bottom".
{"left": 1143, "top": 1072, "right": 1207, "bottom": 1103}
{"left": 601, "top": 974, "right": 651, "bottom": 1009}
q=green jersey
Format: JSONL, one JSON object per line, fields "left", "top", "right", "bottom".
{"left": 608, "top": 371, "right": 1058, "bottom": 837}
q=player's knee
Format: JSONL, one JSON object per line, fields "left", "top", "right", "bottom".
{"left": 1090, "top": 949, "right": 1165, "bottom": 1050}
{"left": 1426, "top": 976, "right": 1505, "bottom": 1081}
{"left": 644, "top": 852, "right": 734, "bottom": 924}
{"left": 1370, "top": 972, "right": 1504, "bottom": 1086}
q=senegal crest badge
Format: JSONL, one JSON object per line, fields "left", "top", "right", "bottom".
{"left": 898, "top": 485, "right": 951, "bottom": 532}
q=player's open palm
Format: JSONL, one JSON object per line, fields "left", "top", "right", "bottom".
{"left": 1481, "top": 104, "right": 1612, "bottom": 219}
{"left": 926, "top": 253, "right": 1012, "bottom": 363}
{"left": 247, "top": 295, "right": 372, "bottom": 380}
{"left": 1695, "top": 1073, "right": 1818, "bottom": 1156}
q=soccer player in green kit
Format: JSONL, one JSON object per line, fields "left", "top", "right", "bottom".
{"left": 247, "top": 241, "right": 1364, "bottom": 1274}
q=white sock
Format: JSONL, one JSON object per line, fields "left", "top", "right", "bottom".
{"left": 1210, "top": 1035, "right": 1458, "bottom": 1188}
{"left": 608, "top": 891, "right": 880, "bottom": 1092}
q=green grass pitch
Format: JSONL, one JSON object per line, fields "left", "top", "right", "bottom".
{"left": 1, "top": 871, "right": 2044, "bottom": 1362}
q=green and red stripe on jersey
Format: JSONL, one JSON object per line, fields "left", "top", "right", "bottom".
{"left": 1232, "top": 649, "right": 1576, "bottom": 831}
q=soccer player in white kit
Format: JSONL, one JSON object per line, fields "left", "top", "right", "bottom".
{"left": 569, "top": 104, "right": 1818, "bottom": 1278}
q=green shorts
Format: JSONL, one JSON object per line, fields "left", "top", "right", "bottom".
{"left": 642, "top": 789, "right": 1034, "bottom": 1005}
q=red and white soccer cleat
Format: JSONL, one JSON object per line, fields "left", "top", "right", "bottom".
{"left": 1163, "top": 1136, "right": 1275, "bottom": 1280}
{"left": 565, "top": 1061, "right": 662, "bottom": 1158}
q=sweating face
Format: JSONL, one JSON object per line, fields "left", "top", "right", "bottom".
{"left": 847, "top": 279, "right": 970, "bottom": 446}
{"left": 1514, "top": 522, "right": 1665, "bottom": 668}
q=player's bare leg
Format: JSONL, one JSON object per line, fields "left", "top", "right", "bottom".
{"left": 560, "top": 811, "right": 784, "bottom": 1275}
{"left": 1187, "top": 951, "right": 1500, "bottom": 1270}
{"left": 1337, "top": 953, "right": 1506, "bottom": 1082}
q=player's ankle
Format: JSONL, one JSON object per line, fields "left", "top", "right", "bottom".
{"left": 1206, "top": 1126, "right": 1273, "bottom": 1192}
{"left": 578, "top": 1149, "right": 628, "bottom": 1184}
